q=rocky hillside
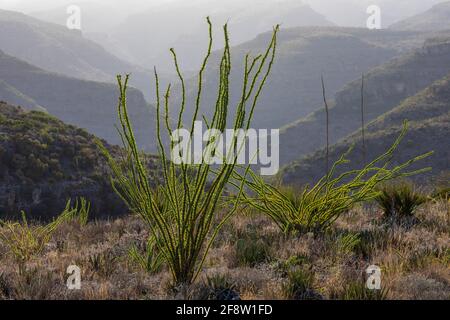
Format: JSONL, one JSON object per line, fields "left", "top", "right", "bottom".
{"left": 0, "top": 102, "right": 160, "bottom": 219}
{"left": 390, "top": 2, "right": 450, "bottom": 32}
{"left": 281, "top": 73, "right": 450, "bottom": 186}
{"left": 278, "top": 36, "right": 450, "bottom": 166}
{"left": 0, "top": 50, "right": 158, "bottom": 151}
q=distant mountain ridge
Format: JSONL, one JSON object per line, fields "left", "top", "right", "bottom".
{"left": 0, "top": 49, "right": 158, "bottom": 151}
{"left": 175, "top": 27, "right": 436, "bottom": 133}
{"left": 278, "top": 35, "right": 450, "bottom": 166}
{"left": 172, "top": 25, "right": 450, "bottom": 135}
{"left": 0, "top": 9, "right": 155, "bottom": 100}
{"left": 281, "top": 73, "right": 450, "bottom": 186}
{"left": 390, "top": 2, "right": 450, "bottom": 32}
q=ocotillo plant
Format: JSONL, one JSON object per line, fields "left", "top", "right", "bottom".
{"left": 0, "top": 198, "right": 89, "bottom": 265}
{"left": 240, "top": 122, "right": 432, "bottom": 234}
{"left": 101, "top": 18, "right": 279, "bottom": 286}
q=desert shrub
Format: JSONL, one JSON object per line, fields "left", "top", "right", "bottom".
{"left": 432, "top": 186, "right": 450, "bottom": 201}
{"left": 272, "top": 254, "right": 310, "bottom": 278}
{"left": 87, "top": 250, "right": 117, "bottom": 277}
{"left": 12, "top": 267, "right": 56, "bottom": 300}
{"left": 128, "top": 235, "right": 164, "bottom": 274}
{"left": 0, "top": 198, "right": 88, "bottom": 264}
{"left": 282, "top": 267, "right": 321, "bottom": 300}
{"left": 195, "top": 274, "right": 240, "bottom": 300}
{"left": 242, "top": 122, "right": 432, "bottom": 234}
{"left": 0, "top": 272, "right": 13, "bottom": 299}
{"left": 100, "top": 18, "right": 279, "bottom": 286}
{"left": 331, "top": 280, "right": 389, "bottom": 300}
{"left": 334, "top": 232, "right": 361, "bottom": 256}
{"left": 441, "top": 248, "right": 450, "bottom": 266}
{"left": 431, "top": 172, "right": 450, "bottom": 200}
{"left": 234, "top": 238, "right": 271, "bottom": 267}
{"left": 375, "top": 182, "right": 426, "bottom": 222}
{"left": 353, "top": 228, "right": 388, "bottom": 259}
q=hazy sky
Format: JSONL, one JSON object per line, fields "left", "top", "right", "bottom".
{"left": 0, "top": 0, "right": 447, "bottom": 27}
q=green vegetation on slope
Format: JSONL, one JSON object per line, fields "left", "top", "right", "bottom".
{"left": 0, "top": 102, "right": 157, "bottom": 219}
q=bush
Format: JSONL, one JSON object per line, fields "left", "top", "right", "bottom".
{"left": 0, "top": 199, "right": 88, "bottom": 265}
{"left": 353, "top": 229, "right": 388, "bottom": 259}
{"left": 234, "top": 238, "right": 271, "bottom": 267}
{"left": 87, "top": 250, "right": 117, "bottom": 277}
{"left": 432, "top": 186, "right": 450, "bottom": 201}
{"left": 242, "top": 122, "right": 431, "bottom": 234}
{"left": 282, "top": 267, "right": 322, "bottom": 300}
{"left": 273, "top": 254, "right": 310, "bottom": 277}
{"left": 375, "top": 182, "right": 426, "bottom": 222}
{"left": 334, "top": 232, "right": 361, "bottom": 256}
{"left": 195, "top": 274, "right": 240, "bottom": 300}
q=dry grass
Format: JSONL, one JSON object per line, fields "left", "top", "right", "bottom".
{"left": 0, "top": 200, "right": 448, "bottom": 300}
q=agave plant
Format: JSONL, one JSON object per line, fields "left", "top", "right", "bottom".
{"left": 100, "top": 18, "right": 279, "bottom": 286}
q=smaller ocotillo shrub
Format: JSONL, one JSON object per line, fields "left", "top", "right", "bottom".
{"left": 241, "top": 122, "right": 432, "bottom": 234}
{"left": 0, "top": 198, "right": 89, "bottom": 263}
{"left": 75, "top": 197, "right": 90, "bottom": 226}
{"left": 375, "top": 182, "right": 426, "bottom": 222}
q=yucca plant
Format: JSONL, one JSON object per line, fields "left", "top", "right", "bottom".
{"left": 100, "top": 18, "right": 279, "bottom": 286}
{"left": 375, "top": 182, "right": 426, "bottom": 222}
{"left": 0, "top": 198, "right": 88, "bottom": 265}
{"left": 240, "top": 122, "right": 432, "bottom": 234}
